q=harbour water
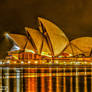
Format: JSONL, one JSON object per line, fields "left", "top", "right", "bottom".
{"left": 0, "top": 63, "right": 92, "bottom": 92}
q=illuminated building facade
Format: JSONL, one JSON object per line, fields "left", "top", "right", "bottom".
{"left": 4, "top": 17, "right": 92, "bottom": 64}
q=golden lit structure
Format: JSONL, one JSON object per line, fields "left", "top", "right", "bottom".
{"left": 9, "top": 34, "right": 34, "bottom": 51}
{"left": 38, "top": 17, "right": 69, "bottom": 56}
{"left": 4, "top": 17, "right": 92, "bottom": 65}
{"left": 6, "top": 17, "right": 69, "bottom": 63}
{"left": 64, "top": 37, "right": 92, "bottom": 56}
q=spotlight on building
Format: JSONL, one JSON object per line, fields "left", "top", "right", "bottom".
{"left": 25, "top": 49, "right": 35, "bottom": 54}
{"left": 10, "top": 45, "right": 20, "bottom": 51}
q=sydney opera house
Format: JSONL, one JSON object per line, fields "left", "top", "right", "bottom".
{"left": 5, "top": 17, "right": 92, "bottom": 64}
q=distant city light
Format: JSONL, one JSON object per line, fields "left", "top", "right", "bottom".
{"left": 49, "top": 62, "right": 52, "bottom": 64}
{"left": 7, "top": 60, "right": 10, "bottom": 64}
{"left": 70, "top": 62, "right": 72, "bottom": 64}
{"left": 35, "top": 61, "right": 38, "bottom": 64}
{"left": 28, "top": 61, "right": 31, "bottom": 64}
{"left": 64, "top": 62, "right": 66, "bottom": 65}
{"left": 0, "top": 60, "right": 2, "bottom": 64}
{"left": 21, "top": 61, "right": 24, "bottom": 64}
{"left": 64, "top": 62, "right": 66, "bottom": 64}
{"left": 42, "top": 61, "right": 45, "bottom": 64}
{"left": 55, "top": 61, "right": 58, "bottom": 64}
{"left": 85, "top": 62, "right": 87, "bottom": 64}
{"left": 69, "top": 54, "right": 73, "bottom": 56}
{"left": 76, "top": 62, "right": 80, "bottom": 64}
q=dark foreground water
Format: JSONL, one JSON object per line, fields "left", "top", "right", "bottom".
{"left": 0, "top": 66, "right": 92, "bottom": 92}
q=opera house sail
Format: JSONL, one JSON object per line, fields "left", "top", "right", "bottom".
{"left": 24, "top": 27, "right": 51, "bottom": 55}
{"left": 64, "top": 37, "right": 92, "bottom": 57}
{"left": 38, "top": 17, "right": 69, "bottom": 56}
{"left": 9, "top": 34, "right": 34, "bottom": 52}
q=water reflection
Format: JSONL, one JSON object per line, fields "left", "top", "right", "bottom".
{"left": 70, "top": 68, "right": 73, "bottom": 92}
{"left": 0, "top": 66, "right": 92, "bottom": 92}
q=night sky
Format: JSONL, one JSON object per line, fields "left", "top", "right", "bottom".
{"left": 0, "top": 0, "right": 92, "bottom": 58}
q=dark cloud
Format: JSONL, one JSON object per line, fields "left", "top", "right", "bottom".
{"left": 0, "top": 0, "right": 92, "bottom": 58}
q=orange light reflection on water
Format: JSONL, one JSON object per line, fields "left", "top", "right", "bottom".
{"left": 41, "top": 68, "right": 45, "bottom": 92}
{"left": 3, "top": 66, "right": 92, "bottom": 92}
{"left": 56, "top": 67, "right": 61, "bottom": 92}
{"left": 27, "top": 68, "right": 37, "bottom": 92}
{"left": 48, "top": 68, "right": 52, "bottom": 92}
